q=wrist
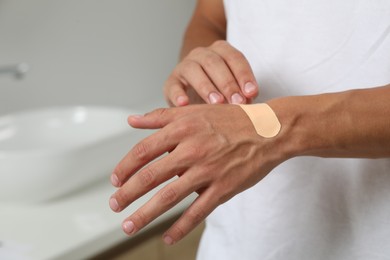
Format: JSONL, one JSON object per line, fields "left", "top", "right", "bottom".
{"left": 265, "top": 97, "right": 305, "bottom": 160}
{"left": 266, "top": 94, "right": 334, "bottom": 159}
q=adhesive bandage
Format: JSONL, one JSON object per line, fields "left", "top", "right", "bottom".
{"left": 238, "top": 103, "right": 281, "bottom": 138}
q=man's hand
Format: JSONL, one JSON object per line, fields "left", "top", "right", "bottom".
{"left": 109, "top": 105, "right": 286, "bottom": 245}
{"left": 164, "top": 41, "right": 259, "bottom": 107}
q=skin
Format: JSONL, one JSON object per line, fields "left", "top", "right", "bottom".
{"left": 163, "top": 0, "right": 259, "bottom": 106}
{"left": 110, "top": 0, "right": 390, "bottom": 245}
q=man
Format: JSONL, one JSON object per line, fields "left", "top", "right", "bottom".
{"left": 110, "top": 1, "right": 390, "bottom": 259}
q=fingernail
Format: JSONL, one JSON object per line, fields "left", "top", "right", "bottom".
{"left": 244, "top": 82, "right": 257, "bottom": 95}
{"left": 123, "top": 220, "right": 135, "bottom": 234}
{"left": 111, "top": 174, "right": 119, "bottom": 187}
{"left": 127, "top": 115, "right": 144, "bottom": 125}
{"left": 163, "top": 235, "right": 174, "bottom": 245}
{"left": 132, "top": 115, "right": 144, "bottom": 119}
{"left": 176, "top": 96, "right": 188, "bottom": 106}
{"left": 208, "top": 92, "right": 221, "bottom": 104}
{"left": 231, "top": 93, "right": 244, "bottom": 104}
{"left": 109, "top": 197, "right": 120, "bottom": 212}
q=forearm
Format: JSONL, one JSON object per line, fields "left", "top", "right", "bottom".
{"left": 180, "top": 1, "right": 226, "bottom": 60}
{"left": 268, "top": 85, "right": 390, "bottom": 160}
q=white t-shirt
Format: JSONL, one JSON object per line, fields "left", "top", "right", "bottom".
{"left": 197, "top": 1, "right": 390, "bottom": 260}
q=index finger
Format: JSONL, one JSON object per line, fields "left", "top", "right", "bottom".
{"left": 111, "top": 124, "right": 178, "bottom": 187}
{"left": 127, "top": 107, "right": 181, "bottom": 129}
{"left": 113, "top": 106, "right": 198, "bottom": 187}
{"left": 211, "top": 41, "right": 259, "bottom": 99}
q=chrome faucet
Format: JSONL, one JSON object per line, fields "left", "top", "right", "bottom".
{"left": 0, "top": 63, "right": 30, "bottom": 79}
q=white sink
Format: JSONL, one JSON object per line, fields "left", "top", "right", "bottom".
{"left": 0, "top": 106, "right": 147, "bottom": 204}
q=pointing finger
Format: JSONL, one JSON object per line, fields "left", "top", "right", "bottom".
{"left": 211, "top": 41, "right": 259, "bottom": 99}
{"left": 112, "top": 123, "right": 179, "bottom": 187}
{"left": 127, "top": 107, "right": 176, "bottom": 129}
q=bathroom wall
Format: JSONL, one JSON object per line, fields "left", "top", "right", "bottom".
{"left": 0, "top": 0, "right": 195, "bottom": 114}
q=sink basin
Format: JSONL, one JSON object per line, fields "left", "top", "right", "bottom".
{"left": 0, "top": 106, "right": 148, "bottom": 204}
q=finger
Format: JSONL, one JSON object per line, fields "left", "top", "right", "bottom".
{"left": 211, "top": 41, "right": 259, "bottom": 99}
{"left": 127, "top": 107, "right": 178, "bottom": 129}
{"left": 163, "top": 76, "right": 189, "bottom": 107}
{"left": 194, "top": 49, "right": 246, "bottom": 104}
{"left": 120, "top": 173, "right": 202, "bottom": 236}
{"left": 111, "top": 124, "right": 178, "bottom": 187}
{"left": 162, "top": 188, "right": 218, "bottom": 245}
{"left": 110, "top": 149, "right": 186, "bottom": 212}
{"left": 186, "top": 87, "right": 207, "bottom": 105}
{"left": 176, "top": 59, "right": 224, "bottom": 104}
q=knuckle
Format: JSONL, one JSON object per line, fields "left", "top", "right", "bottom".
{"left": 226, "top": 51, "right": 246, "bottom": 63}
{"left": 185, "top": 144, "right": 204, "bottom": 160}
{"left": 197, "top": 80, "right": 213, "bottom": 93}
{"left": 171, "top": 66, "right": 183, "bottom": 79}
{"left": 188, "top": 46, "right": 206, "bottom": 57}
{"left": 155, "top": 108, "right": 170, "bottom": 127}
{"left": 222, "top": 78, "right": 240, "bottom": 93}
{"left": 170, "top": 225, "right": 186, "bottom": 240}
{"left": 198, "top": 164, "right": 214, "bottom": 178}
{"left": 132, "top": 209, "right": 149, "bottom": 227}
{"left": 137, "top": 167, "right": 156, "bottom": 188}
{"left": 181, "top": 60, "right": 199, "bottom": 76}
{"left": 211, "top": 40, "right": 227, "bottom": 48}
{"left": 166, "top": 82, "right": 183, "bottom": 95}
{"left": 150, "top": 107, "right": 168, "bottom": 118}
{"left": 115, "top": 189, "right": 130, "bottom": 206}
{"left": 160, "top": 187, "right": 178, "bottom": 206}
{"left": 163, "top": 77, "right": 180, "bottom": 93}
{"left": 235, "top": 67, "right": 254, "bottom": 81}
{"left": 216, "top": 186, "right": 234, "bottom": 204}
{"left": 202, "top": 53, "right": 220, "bottom": 69}
{"left": 174, "top": 120, "right": 201, "bottom": 139}
{"left": 186, "top": 206, "right": 207, "bottom": 224}
{"left": 175, "top": 122, "right": 191, "bottom": 137}
{"left": 179, "top": 149, "right": 208, "bottom": 170}
{"left": 155, "top": 108, "right": 169, "bottom": 122}
{"left": 226, "top": 50, "right": 246, "bottom": 63}
{"left": 133, "top": 142, "right": 149, "bottom": 162}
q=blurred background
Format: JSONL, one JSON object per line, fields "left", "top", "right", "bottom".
{"left": 0, "top": 1, "right": 205, "bottom": 260}
{"left": 0, "top": 0, "right": 194, "bottom": 113}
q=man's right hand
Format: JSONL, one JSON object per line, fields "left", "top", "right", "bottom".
{"left": 163, "top": 40, "right": 259, "bottom": 107}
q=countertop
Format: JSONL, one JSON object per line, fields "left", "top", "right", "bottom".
{"left": 0, "top": 177, "right": 195, "bottom": 260}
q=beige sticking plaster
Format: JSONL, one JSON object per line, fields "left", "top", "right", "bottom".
{"left": 238, "top": 103, "right": 281, "bottom": 138}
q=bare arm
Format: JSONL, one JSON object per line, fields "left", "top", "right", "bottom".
{"left": 179, "top": 0, "right": 227, "bottom": 59}
{"left": 269, "top": 85, "right": 390, "bottom": 159}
